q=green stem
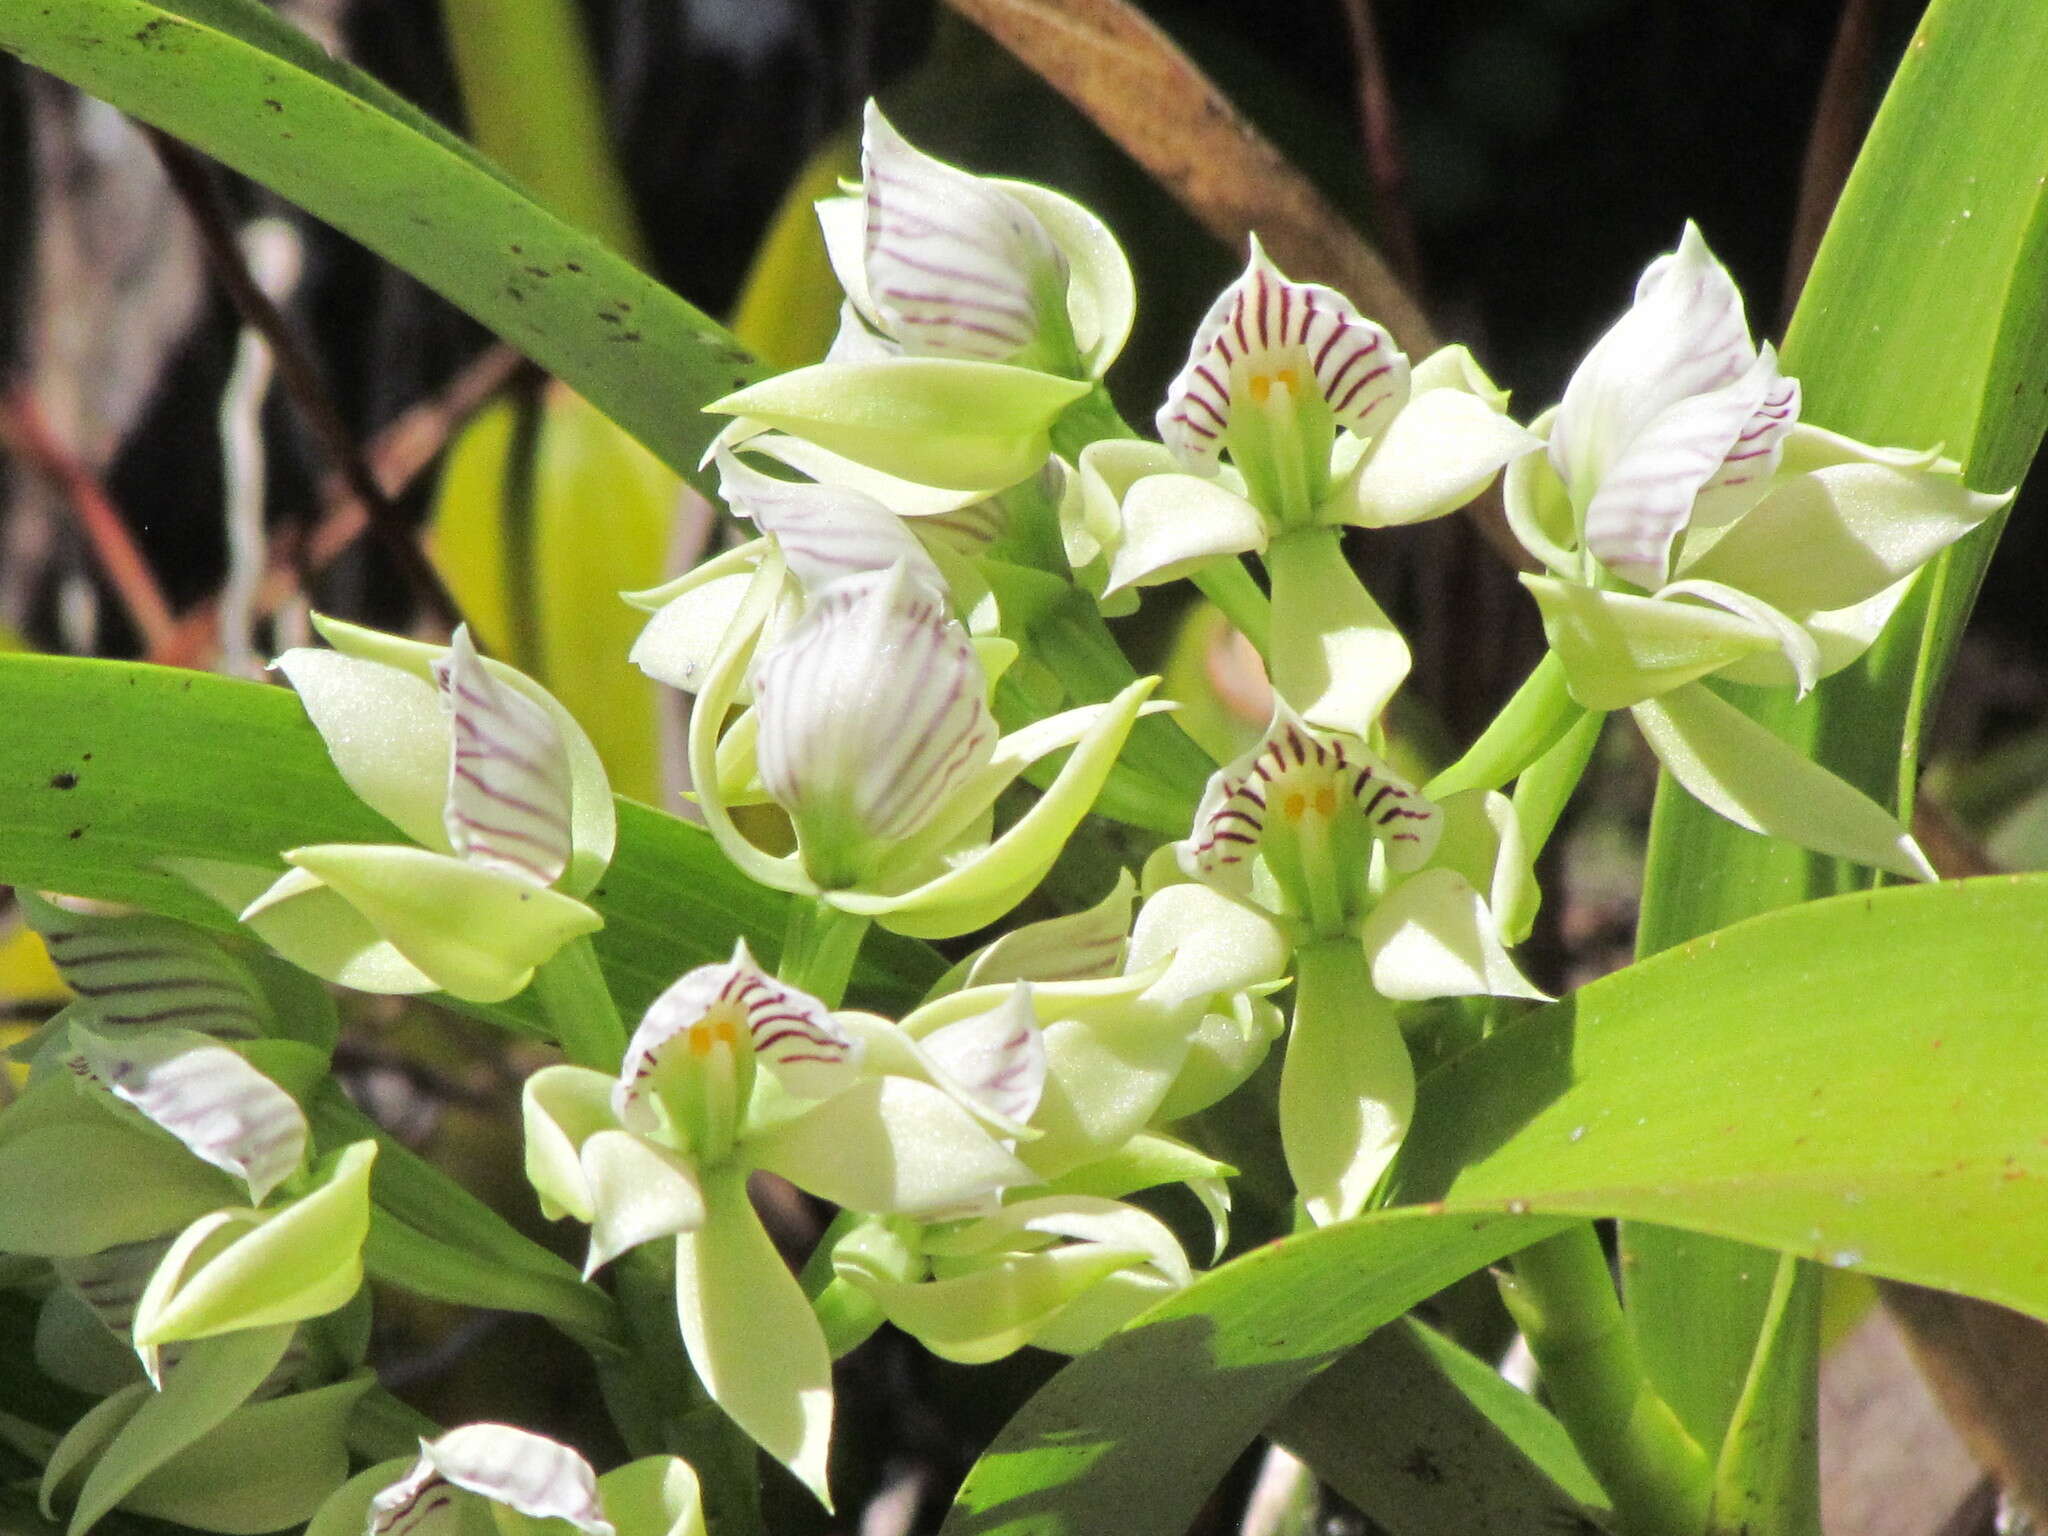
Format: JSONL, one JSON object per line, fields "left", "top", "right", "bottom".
{"left": 438, "top": 0, "right": 646, "bottom": 261}
{"left": 1426, "top": 651, "right": 1585, "bottom": 801}
{"left": 1512, "top": 708, "right": 1606, "bottom": 859}
{"left": 1497, "top": 1227, "right": 1713, "bottom": 1536}
{"left": 530, "top": 934, "right": 627, "bottom": 1070}
{"left": 778, "top": 899, "right": 870, "bottom": 1008}
{"left": 606, "top": 1245, "right": 764, "bottom": 1536}
{"left": 1192, "top": 557, "right": 1273, "bottom": 658}
{"left": 1048, "top": 382, "right": 1137, "bottom": 460}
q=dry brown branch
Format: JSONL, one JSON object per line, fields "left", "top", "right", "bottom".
{"left": 1781, "top": 0, "right": 1875, "bottom": 330}
{"left": 1334, "top": 0, "right": 1423, "bottom": 291}
{"left": 940, "top": 0, "right": 1436, "bottom": 357}
{"left": 0, "top": 383, "right": 179, "bottom": 659}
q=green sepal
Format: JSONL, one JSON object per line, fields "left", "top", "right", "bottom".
{"left": 1522, "top": 575, "right": 1779, "bottom": 711}
{"left": 1282, "top": 941, "right": 1412, "bottom": 1227}
{"left": 1264, "top": 528, "right": 1408, "bottom": 740}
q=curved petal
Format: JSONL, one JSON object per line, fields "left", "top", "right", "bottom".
{"left": 1103, "top": 473, "right": 1268, "bottom": 594}
{"left": 277, "top": 846, "right": 600, "bottom": 1004}
{"left": 715, "top": 446, "right": 941, "bottom": 596}
{"left": 597, "top": 1457, "right": 706, "bottom": 1536}
{"left": 273, "top": 648, "right": 451, "bottom": 853}
{"left": 1344, "top": 386, "right": 1540, "bottom": 528}
{"left": 915, "top": 984, "right": 1048, "bottom": 1126}
{"left": 521, "top": 1064, "right": 621, "bottom": 1223}
{"left": 629, "top": 568, "right": 764, "bottom": 698}
{"left": 749, "top": 1075, "right": 1032, "bottom": 1214}
{"left": 72, "top": 1025, "right": 306, "bottom": 1204}
{"left": 1264, "top": 528, "right": 1411, "bottom": 741}
{"left": 861, "top": 103, "right": 1071, "bottom": 367}
{"left": 203, "top": 862, "right": 437, "bottom": 996}
{"left": 1001, "top": 180, "right": 1135, "bottom": 376}
{"left": 1520, "top": 573, "right": 1779, "bottom": 710}
{"left": 961, "top": 870, "right": 1134, "bottom": 988}
{"left": 580, "top": 1130, "right": 706, "bottom": 1278}
{"left": 738, "top": 432, "right": 988, "bottom": 518}
{"left": 709, "top": 359, "right": 1088, "bottom": 493}
{"left": 1281, "top": 952, "right": 1411, "bottom": 1227}
{"left": 1632, "top": 683, "right": 1934, "bottom": 880}
{"left": 1502, "top": 421, "right": 1580, "bottom": 577}
{"left": 1159, "top": 238, "right": 1408, "bottom": 470}
{"left": 1359, "top": 867, "right": 1547, "bottom": 1002}
{"left": 1656, "top": 578, "right": 1820, "bottom": 698}
{"left": 435, "top": 625, "right": 574, "bottom": 888}
{"left": 674, "top": 1173, "right": 834, "bottom": 1506}
{"left": 377, "top": 1425, "right": 613, "bottom": 1536}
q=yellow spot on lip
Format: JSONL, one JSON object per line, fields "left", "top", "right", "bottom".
{"left": 1283, "top": 791, "right": 1307, "bottom": 821}
{"left": 686, "top": 1012, "right": 743, "bottom": 1056}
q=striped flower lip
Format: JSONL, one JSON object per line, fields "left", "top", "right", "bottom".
{"left": 617, "top": 941, "right": 862, "bottom": 1140}
{"left": 434, "top": 625, "right": 574, "bottom": 889}
{"left": 1181, "top": 706, "right": 1440, "bottom": 933}
{"left": 1158, "top": 238, "right": 1409, "bottom": 481}
{"left": 752, "top": 561, "right": 998, "bottom": 887}
{"left": 1549, "top": 222, "right": 1802, "bottom": 588}
{"left": 369, "top": 1425, "right": 614, "bottom": 1536}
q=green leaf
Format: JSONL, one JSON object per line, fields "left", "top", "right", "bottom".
{"left": 937, "top": 1211, "right": 1564, "bottom": 1536}
{"left": 0, "top": 0, "right": 762, "bottom": 493}
{"left": 1706, "top": 1256, "right": 1821, "bottom": 1536}
{"left": 0, "top": 655, "right": 941, "bottom": 1025}
{"left": 1268, "top": 1319, "right": 1611, "bottom": 1536}
{"left": 1387, "top": 873, "right": 2048, "bottom": 1316}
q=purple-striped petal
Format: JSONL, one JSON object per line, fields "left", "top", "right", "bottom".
{"left": 715, "top": 447, "right": 942, "bottom": 596}
{"left": 370, "top": 1425, "right": 613, "bottom": 1536}
{"left": 432, "top": 625, "right": 574, "bottom": 889}
{"left": 917, "top": 984, "right": 1048, "bottom": 1128}
{"left": 752, "top": 562, "right": 999, "bottom": 873}
{"left": 861, "top": 103, "right": 1069, "bottom": 364}
{"left": 1157, "top": 238, "right": 1408, "bottom": 470}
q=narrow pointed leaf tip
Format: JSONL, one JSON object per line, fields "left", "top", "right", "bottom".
{"left": 753, "top": 562, "right": 998, "bottom": 884}
{"left": 1550, "top": 222, "right": 1801, "bottom": 586}
{"left": 368, "top": 1425, "right": 614, "bottom": 1536}
{"left": 856, "top": 103, "right": 1073, "bottom": 368}
{"left": 1159, "top": 239, "right": 1408, "bottom": 470}
{"left": 434, "top": 625, "right": 575, "bottom": 888}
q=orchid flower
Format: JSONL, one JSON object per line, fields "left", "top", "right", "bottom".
{"left": 1089, "top": 241, "right": 1537, "bottom": 737}
{"left": 706, "top": 104, "right": 1134, "bottom": 493}
{"left": 307, "top": 1425, "right": 706, "bottom": 1536}
{"left": 171, "top": 618, "right": 613, "bottom": 1003}
{"left": 1506, "top": 222, "right": 2010, "bottom": 879}
{"left": 1176, "top": 704, "right": 1541, "bottom": 1224}
{"left": 522, "top": 942, "right": 1032, "bottom": 1503}
{"left": 687, "top": 550, "right": 1158, "bottom": 940}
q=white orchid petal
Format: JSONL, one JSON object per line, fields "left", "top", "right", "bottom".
{"left": 715, "top": 447, "right": 942, "bottom": 595}
{"left": 628, "top": 569, "right": 763, "bottom": 697}
{"left": 816, "top": 196, "right": 878, "bottom": 329}
{"left": 753, "top": 563, "right": 998, "bottom": 863}
{"left": 1159, "top": 239, "right": 1408, "bottom": 470}
{"left": 916, "top": 984, "right": 1048, "bottom": 1126}
{"left": 1104, "top": 474, "right": 1269, "bottom": 594}
{"left": 580, "top": 1130, "right": 706, "bottom": 1278}
{"left": 1633, "top": 683, "right": 1935, "bottom": 882}
{"left": 1282, "top": 975, "right": 1411, "bottom": 1227}
{"left": 741, "top": 433, "right": 986, "bottom": 518}
{"left": 72, "top": 1025, "right": 307, "bottom": 1205}
{"left": 1502, "top": 419, "right": 1580, "bottom": 577}
{"left": 1408, "top": 343, "right": 1511, "bottom": 407}
{"left": 433, "top": 626, "right": 574, "bottom": 889}
{"left": 861, "top": 104, "right": 1067, "bottom": 364}
{"left": 1125, "top": 882, "right": 1290, "bottom": 1012}
{"left": 370, "top": 1425, "right": 612, "bottom": 1536}
{"left": 18, "top": 893, "right": 267, "bottom": 1040}
{"left": 1345, "top": 386, "right": 1540, "bottom": 528}
{"left": 273, "top": 648, "right": 451, "bottom": 853}
{"left": 1698, "top": 358, "right": 1799, "bottom": 502}
{"left": 1657, "top": 579, "right": 1821, "bottom": 699}
{"left": 1000, "top": 181, "right": 1135, "bottom": 374}
{"left": 1360, "top": 868, "right": 1547, "bottom": 1002}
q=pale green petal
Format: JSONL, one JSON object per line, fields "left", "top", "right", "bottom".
{"left": 1026, "top": 1266, "right": 1183, "bottom": 1355}
{"left": 280, "top": 845, "right": 602, "bottom": 1004}
{"left": 748, "top": 1076, "right": 1031, "bottom": 1215}
{"left": 1676, "top": 460, "right": 2009, "bottom": 612}
{"left": 673, "top": 1174, "right": 834, "bottom": 1506}
{"left": 630, "top": 570, "right": 761, "bottom": 697}
{"left": 1657, "top": 578, "right": 1820, "bottom": 697}
{"left": 960, "top": 871, "right": 1134, "bottom": 989}
{"left": 1074, "top": 439, "right": 1183, "bottom": 572}
{"left": 832, "top": 678, "right": 1157, "bottom": 939}
{"left": 1156, "top": 993, "right": 1285, "bottom": 1125}
{"left": 837, "top": 1243, "right": 1144, "bottom": 1366}
{"left": 1126, "top": 882, "right": 1290, "bottom": 1013}
{"left": 621, "top": 539, "right": 764, "bottom": 613}
{"left": 1521, "top": 573, "right": 1778, "bottom": 710}
{"left": 1343, "top": 386, "right": 1538, "bottom": 528}
{"left": 73, "top": 1025, "right": 306, "bottom": 1204}
{"left": 273, "top": 648, "right": 451, "bottom": 852}
{"left": 309, "top": 616, "right": 616, "bottom": 894}
{"left": 1408, "top": 343, "right": 1512, "bottom": 407}
{"left": 1023, "top": 1009, "right": 1192, "bottom": 1182}
{"left": 1632, "top": 682, "right": 1935, "bottom": 881}
{"left": 1359, "top": 867, "right": 1546, "bottom": 1002}
{"left": 708, "top": 360, "right": 1087, "bottom": 494}
{"left": 306, "top": 1459, "right": 413, "bottom": 1536}
{"left": 167, "top": 858, "right": 436, "bottom": 996}
{"left": 1283, "top": 948, "right": 1411, "bottom": 1226}
{"left": 522, "top": 1064, "right": 624, "bottom": 1223}
{"left": 1104, "top": 474, "right": 1267, "bottom": 595}
{"left": 1002, "top": 180, "right": 1136, "bottom": 376}
{"left": 920, "top": 1194, "right": 1190, "bottom": 1285}
{"left": 1503, "top": 420, "right": 1579, "bottom": 576}
{"left": 1265, "top": 529, "right": 1408, "bottom": 740}
{"left": 598, "top": 1456, "right": 707, "bottom": 1536}
{"left": 740, "top": 432, "right": 987, "bottom": 518}
{"left": 133, "top": 1140, "right": 376, "bottom": 1346}
{"left": 581, "top": 1130, "right": 706, "bottom": 1278}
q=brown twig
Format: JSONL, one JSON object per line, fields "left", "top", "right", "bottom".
{"left": 1335, "top": 0, "right": 1424, "bottom": 292}
{"left": 157, "top": 344, "right": 526, "bottom": 668}
{"left": 143, "top": 129, "right": 469, "bottom": 635}
{"left": 0, "top": 383, "right": 180, "bottom": 659}
{"left": 1781, "top": 0, "right": 1875, "bottom": 330}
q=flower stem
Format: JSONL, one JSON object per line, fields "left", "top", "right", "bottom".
{"left": 1193, "top": 557, "right": 1273, "bottom": 658}
{"left": 1512, "top": 707, "right": 1606, "bottom": 859}
{"left": 1424, "top": 650, "right": 1586, "bottom": 801}
{"left": 778, "top": 898, "right": 870, "bottom": 1008}
{"left": 1496, "top": 1226, "right": 1713, "bottom": 1536}
{"left": 531, "top": 934, "right": 627, "bottom": 1071}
